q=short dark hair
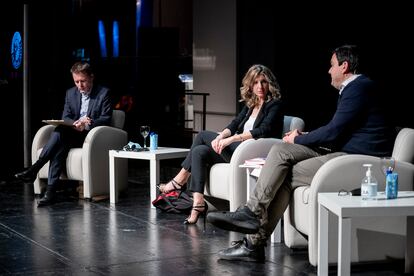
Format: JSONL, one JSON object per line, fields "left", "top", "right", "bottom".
{"left": 333, "top": 45, "right": 360, "bottom": 74}
{"left": 70, "top": 61, "right": 94, "bottom": 76}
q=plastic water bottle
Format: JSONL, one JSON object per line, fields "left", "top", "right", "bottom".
{"left": 385, "top": 170, "right": 398, "bottom": 199}
{"left": 150, "top": 132, "right": 158, "bottom": 150}
{"left": 361, "top": 164, "right": 378, "bottom": 200}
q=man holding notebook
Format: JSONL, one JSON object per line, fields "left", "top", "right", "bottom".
{"left": 15, "top": 61, "right": 112, "bottom": 206}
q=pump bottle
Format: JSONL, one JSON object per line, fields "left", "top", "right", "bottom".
{"left": 361, "top": 164, "right": 378, "bottom": 200}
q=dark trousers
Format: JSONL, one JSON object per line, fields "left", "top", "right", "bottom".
{"left": 38, "top": 125, "right": 87, "bottom": 187}
{"left": 181, "top": 130, "right": 240, "bottom": 193}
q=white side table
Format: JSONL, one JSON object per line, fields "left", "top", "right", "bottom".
{"left": 318, "top": 191, "right": 414, "bottom": 276}
{"left": 109, "top": 147, "right": 190, "bottom": 206}
{"left": 239, "top": 164, "right": 282, "bottom": 243}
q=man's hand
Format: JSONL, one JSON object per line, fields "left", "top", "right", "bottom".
{"left": 73, "top": 117, "right": 92, "bottom": 131}
{"left": 283, "top": 129, "right": 303, "bottom": 144}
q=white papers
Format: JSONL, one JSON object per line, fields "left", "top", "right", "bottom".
{"left": 244, "top": 157, "right": 266, "bottom": 166}
{"left": 250, "top": 168, "right": 262, "bottom": 178}
{"left": 42, "top": 120, "right": 73, "bottom": 126}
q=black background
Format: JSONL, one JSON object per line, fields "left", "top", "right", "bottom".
{"left": 1, "top": 0, "right": 413, "bottom": 180}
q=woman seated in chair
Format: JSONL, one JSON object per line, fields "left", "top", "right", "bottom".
{"left": 158, "top": 64, "right": 284, "bottom": 225}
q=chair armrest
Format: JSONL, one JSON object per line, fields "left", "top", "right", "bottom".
{"left": 229, "top": 138, "right": 282, "bottom": 168}
{"left": 309, "top": 155, "right": 414, "bottom": 208}
{"left": 82, "top": 126, "right": 128, "bottom": 197}
{"left": 31, "top": 125, "right": 56, "bottom": 164}
{"left": 306, "top": 154, "right": 414, "bottom": 265}
{"left": 224, "top": 138, "right": 282, "bottom": 210}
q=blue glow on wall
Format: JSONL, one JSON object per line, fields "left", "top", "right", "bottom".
{"left": 11, "top": 31, "right": 22, "bottom": 69}
{"left": 112, "top": 21, "right": 119, "bottom": 57}
{"left": 136, "top": 0, "right": 142, "bottom": 48}
{"left": 136, "top": 0, "right": 142, "bottom": 31}
{"left": 98, "top": 20, "right": 107, "bottom": 57}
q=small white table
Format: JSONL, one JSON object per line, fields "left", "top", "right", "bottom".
{"left": 318, "top": 191, "right": 414, "bottom": 276}
{"left": 109, "top": 147, "right": 190, "bottom": 206}
{"left": 239, "top": 164, "right": 282, "bottom": 243}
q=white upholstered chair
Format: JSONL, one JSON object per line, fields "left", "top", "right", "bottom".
{"left": 206, "top": 115, "right": 305, "bottom": 211}
{"left": 32, "top": 109, "right": 128, "bottom": 199}
{"left": 283, "top": 128, "right": 414, "bottom": 266}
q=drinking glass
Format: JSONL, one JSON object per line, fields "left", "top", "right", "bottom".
{"left": 140, "top": 125, "right": 150, "bottom": 149}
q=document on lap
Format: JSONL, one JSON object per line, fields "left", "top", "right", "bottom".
{"left": 42, "top": 120, "right": 74, "bottom": 126}
{"left": 244, "top": 157, "right": 266, "bottom": 166}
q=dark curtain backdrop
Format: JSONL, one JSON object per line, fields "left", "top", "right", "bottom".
{"left": 236, "top": 0, "right": 414, "bottom": 130}
{"left": 1, "top": 3, "right": 24, "bottom": 179}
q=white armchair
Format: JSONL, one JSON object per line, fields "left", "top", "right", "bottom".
{"left": 32, "top": 109, "right": 128, "bottom": 199}
{"left": 283, "top": 128, "right": 414, "bottom": 266}
{"left": 206, "top": 115, "right": 305, "bottom": 211}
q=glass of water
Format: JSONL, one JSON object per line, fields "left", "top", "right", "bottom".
{"left": 140, "top": 125, "right": 150, "bottom": 149}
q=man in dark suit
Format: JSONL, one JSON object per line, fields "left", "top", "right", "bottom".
{"left": 207, "top": 45, "right": 395, "bottom": 262}
{"left": 15, "top": 61, "right": 112, "bottom": 206}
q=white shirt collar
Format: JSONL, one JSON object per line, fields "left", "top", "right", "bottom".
{"left": 339, "top": 74, "right": 361, "bottom": 95}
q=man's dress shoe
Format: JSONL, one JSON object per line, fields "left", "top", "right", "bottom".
{"left": 207, "top": 206, "right": 260, "bottom": 234}
{"left": 14, "top": 168, "right": 37, "bottom": 183}
{"left": 37, "top": 188, "right": 56, "bottom": 207}
{"left": 218, "top": 238, "right": 265, "bottom": 262}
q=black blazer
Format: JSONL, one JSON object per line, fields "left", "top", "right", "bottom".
{"left": 61, "top": 84, "right": 113, "bottom": 129}
{"left": 226, "top": 98, "right": 284, "bottom": 139}
{"left": 295, "top": 75, "right": 394, "bottom": 156}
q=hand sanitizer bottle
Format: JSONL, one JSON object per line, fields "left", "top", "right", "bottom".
{"left": 361, "top": 164, "right": 378, "bottom": 200}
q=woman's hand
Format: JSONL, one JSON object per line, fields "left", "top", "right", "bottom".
{"left": 213, "top": 136, "right": 234, "bottom": 154}
{"left": 211, "top": 135, "right": 222, "bottom": 153}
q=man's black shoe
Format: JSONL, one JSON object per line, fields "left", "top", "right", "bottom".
{"left": 218, "top": 238, "right": 265, "bottom": 262}
{"left": 207, "top": 206, "right": 260, "bottom": 234}
{"left": 14, "top": 168, "right": 37, "bottom": 183}
{"left": 37, "top": 187, "right": 56, "bottom": 207}
{"left": 15, "top": 159, "right": 44, "bottom": 183}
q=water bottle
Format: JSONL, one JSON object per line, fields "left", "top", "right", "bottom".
{"left": 385, "top": 170, "right": 398, "bottom": 199}
{"left": 150, "top": 132, "right": 158, "bottom": 150}
{"left": 361, "top": 164, "right": 378, "bottom": 200}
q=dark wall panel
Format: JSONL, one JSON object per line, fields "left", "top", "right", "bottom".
{"left": 237, "top": 1, "right": 414, "bottom": 130}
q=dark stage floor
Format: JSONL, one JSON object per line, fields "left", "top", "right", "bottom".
{"left": 0, "top": 161, "right": 406, "bottom": 275}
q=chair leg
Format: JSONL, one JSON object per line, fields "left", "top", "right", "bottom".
{"left": 77, "top": 181, "right": 84, "bottom": 199}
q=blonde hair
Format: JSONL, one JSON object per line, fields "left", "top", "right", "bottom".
{"left": 240, "top": 64, "right": 281, "bottom": 108}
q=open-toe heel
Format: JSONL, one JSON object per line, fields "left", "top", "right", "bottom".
{"left": 184, "top": 203, "right": 208, "bottom": 229}
{"left": 157, "top": 179, "right": 185, "bottom": 194}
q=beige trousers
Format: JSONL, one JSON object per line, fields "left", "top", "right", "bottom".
{"left": 246, "top": 142, "right": 345, "bottom": 245}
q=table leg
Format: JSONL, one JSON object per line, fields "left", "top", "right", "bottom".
{"left": 246, "top": 168, "right": 252, "bottom": 199}
{"left": 406, "top": 216, "right": 414, "bottom": 273}
{"left": 338, "top": 217, "right": 351, "bottom": 276}
{"left": 318, "top": 204, "right": 329, "bottom": 276}
{"left": 109, "top": 152, "right": 118, "bottom": 204}
{"left": 150, "top": 159, "right": 160, "bottom": 209}
{"left": 271, "top": 220, "right": 282, "bottom": 243}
